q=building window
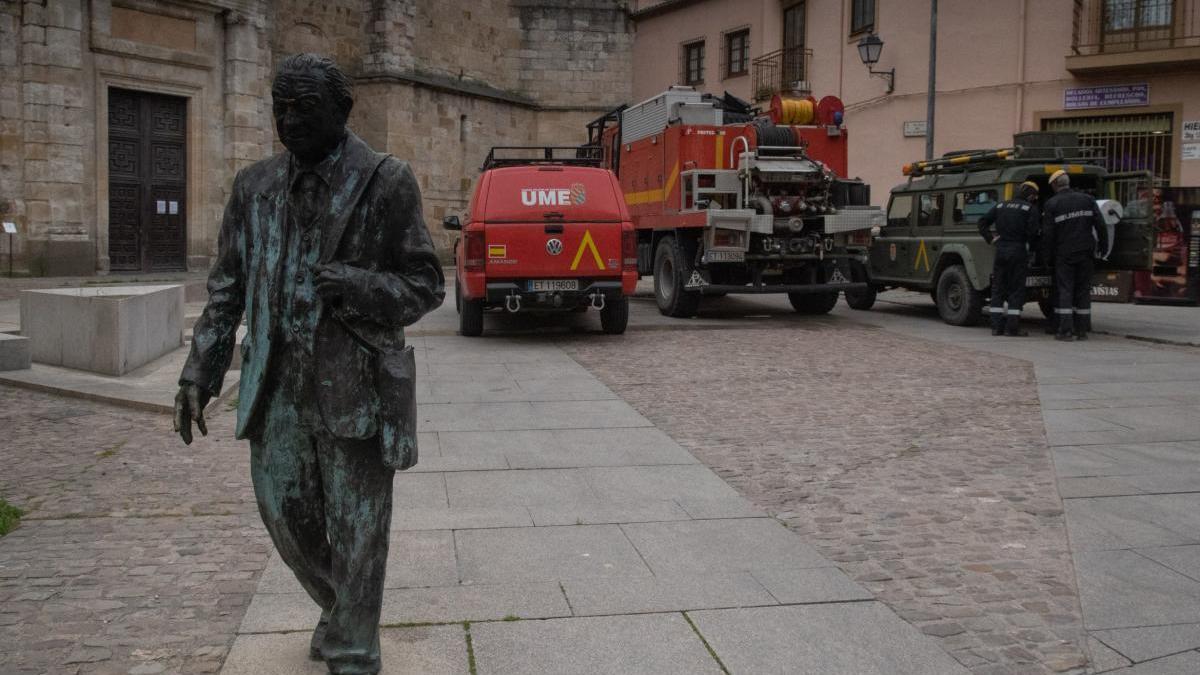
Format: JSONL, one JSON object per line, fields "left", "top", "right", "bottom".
{"left": 850, "top": 0, "right": 875, "bottom": 35}
{"left": 725, "top": 30, "right": 749, "bottom": 78}
{"left": 1042, "top": 112, "right": 1175, "bottom": 184}
{"left": 683, "top": 41, "right": 705, "bottom": 85}
{"left": 1104, "top": 0, "right": 1173, "bottom": 32}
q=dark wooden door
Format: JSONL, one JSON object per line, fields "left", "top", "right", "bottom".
{"left": 108, "top": 89, "right": 187, "bottom": 272}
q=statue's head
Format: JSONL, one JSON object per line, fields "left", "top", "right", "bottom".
{"left": 272, "top": 53, "right": 354, "bottom": 164}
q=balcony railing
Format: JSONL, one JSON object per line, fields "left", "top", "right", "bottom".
{"left": 1073, "top": 0, "right": 1200, "bottom": 55}
{"left": 752, "top": 46, "right": 812, "bottom": 101}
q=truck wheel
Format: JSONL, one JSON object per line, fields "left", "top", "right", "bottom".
{"left": 844, "top": 286, "right": 877, "bottom": 310}
{"left": 789, "top": 291, "right": 839, "bottom": 314}
{"left": 600, "top": 295, "right": 629, "bottom": 334}
{"left": 653, "top": 236, "right": 701, "bottom": 318}
{"left": 454, "top": 278, "right": 462, "bottom": 313}
{"left": 935, "top": 264, "right": 984, "bottom": 326}
{"left": 460, "top": 298, "right": 484, "bottom": 337}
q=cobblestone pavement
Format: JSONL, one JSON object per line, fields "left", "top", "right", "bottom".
{"left": 565, "top": 319, "right": 1088, "bottom": 674}
{"left": 0, "top": 386, "right": 270, "bottom": 675}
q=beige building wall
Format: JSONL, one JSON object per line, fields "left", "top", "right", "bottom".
{"left": 630, "top": 0, "right": 1200, "bottom": 205}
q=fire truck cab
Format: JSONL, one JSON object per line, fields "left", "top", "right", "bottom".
{"left": 444, "top": 147, "right": 638, "bottom": 337}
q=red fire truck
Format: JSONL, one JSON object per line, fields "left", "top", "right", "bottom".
{"left": 585, "top": 86, "right": 882, "bottom": 317}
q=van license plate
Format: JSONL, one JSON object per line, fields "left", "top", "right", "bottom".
{"left": 706, "top": 250, "right": 745, "bottom": 263}
{"left": 1025, "top": 275, "right": 1051, "bottom": 287}
{"left": 529, "top": 280, "right": 579, "bottom": 292}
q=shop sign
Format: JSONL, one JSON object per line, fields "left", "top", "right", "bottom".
{"left": 902, "top": 120, "right": 926, "bottom": 137}
{"left": 1182, "top": 143, "right": 1200, "bottom": 161}
{"left": 1063, "top": 84, "right": 1149, "bottom": 110}
{"left": 1183, "top": 120, "right": 1200, "bottom": 142}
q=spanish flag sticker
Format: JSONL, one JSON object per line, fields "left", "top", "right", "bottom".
{"left": 488, "top": 244, "right": 507, "bottom": 258}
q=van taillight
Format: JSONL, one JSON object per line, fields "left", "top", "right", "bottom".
{"left": 622, "top": 229, "right": 637, "bottom": 269}
{"left": 465, "top": 232, "right": 485, "bottom": 270}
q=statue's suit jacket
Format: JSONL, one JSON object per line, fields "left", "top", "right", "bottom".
{"left": 182, "top": 132, "right": 444, "bottom": 454}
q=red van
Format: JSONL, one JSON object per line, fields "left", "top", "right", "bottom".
{"left": 443, "top": 147, "right": 638, "bottom": 336}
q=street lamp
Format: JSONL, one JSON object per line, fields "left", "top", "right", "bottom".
{"left": 857, "top": 33, "right": 894, "bottom": 94}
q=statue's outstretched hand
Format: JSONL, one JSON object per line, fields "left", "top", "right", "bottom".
{"left": 174, "top": 383, "right": 211, "bottom": 445}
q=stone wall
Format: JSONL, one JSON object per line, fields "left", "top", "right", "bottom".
{"left": 0, "top": 0, "right": 633, "bottom": 275}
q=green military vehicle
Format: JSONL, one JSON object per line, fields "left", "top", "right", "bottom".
{"left": 848, "top": 132, "right": 1156, "bottom": 325}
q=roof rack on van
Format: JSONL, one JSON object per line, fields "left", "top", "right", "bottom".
{"left": 901, "top": 145, "right": 1106, "bottom": 178}
{"left": 482, "top": 146, "right": 604, "bottom": 171}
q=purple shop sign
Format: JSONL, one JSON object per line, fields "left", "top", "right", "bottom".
{"left": 1064, "top": 84, "right": 1149, "bottom": 110}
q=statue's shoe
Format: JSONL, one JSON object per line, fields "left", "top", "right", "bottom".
{"left": 310, "top": 613, "right": 330, "bottom": 660}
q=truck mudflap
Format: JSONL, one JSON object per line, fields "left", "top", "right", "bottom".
{"left": 485, "top": 280, "right": 623, "bottom": 309}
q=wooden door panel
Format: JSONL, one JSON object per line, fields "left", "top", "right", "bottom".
{"left": 107, "top": 88, "right": 186, "bottom": 272}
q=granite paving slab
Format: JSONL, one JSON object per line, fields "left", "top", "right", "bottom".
{"left": 388, "top": 506, "right": 533, "bottom": 531}
{"left": 1063, "top": 496, "right": 1199, "bottom": 551}
{"left": 1075, "top": 549, "right": 1200, "bottom": 630}
{"left": 1136, "top": 545, "right": 1200, "bottom": 582}
{"left": 445, "top": 469, "right": 599, "bottom": 507}
{"left": 525, "top": 499, "right": 691, "bottom": 526}
{"left": 222, "top": 626, "right": 469, "bottom": 675}
{"left": 620, "top": 518, "right": 829, "bottom": 574}
{"left": 688, "top": 603, "right": 968, "bottom": 675}
{"left": 1106, "top": 651, "right": 1200, "bottom": 674}
{"left": 454, "top": 524, "right": 653, "bottom": 584}
{"left": 750, "top": 567, "right": 875, "bottom": 604}
{"left": 559, "top": 572, "right": 777, "bottom": 616}
{"left": 470, "top": 613, "right": 724, "bottom": 675}
{"left": 1091, "top": 622, "right": 1200, "bottom": 663}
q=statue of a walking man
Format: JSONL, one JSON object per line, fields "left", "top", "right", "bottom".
{"left": 174, "top": 53, "right": 444, "bottom": 674}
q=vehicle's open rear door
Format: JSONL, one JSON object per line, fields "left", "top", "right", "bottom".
{"left": 1104, "top": 171, "right": 1156, "bottom": 270}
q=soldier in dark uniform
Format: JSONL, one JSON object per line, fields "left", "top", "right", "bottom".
{"left": 978, "top": 181, "right": 1040, "bottom": 336}
{"left": 1042, "top": 169, "right": 1107, "bottom": 341}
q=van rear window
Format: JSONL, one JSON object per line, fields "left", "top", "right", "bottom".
{"left": 483, "top": 167, "right": 624, "bottom": 222}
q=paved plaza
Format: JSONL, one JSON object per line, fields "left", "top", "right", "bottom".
{"left": 1, "top": 281, "right": 1198, "bottom": 674}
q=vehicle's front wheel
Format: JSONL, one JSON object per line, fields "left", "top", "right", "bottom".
{"left": 600, "top": 295, "right": 629, "bottom": 334}
{"left": 844, "top": 285, "right": 877, "bottom": 310}
{"left": 789, "top": 291, "right": 839, "bottom": 314}
{"left": 653, "top": 236, "right": 701, "bottom": 318}
{"left": 935, "top": 264, "right": 984, "bottom": 326}
{"left": 460, "top": 298, "right": 484, "bottom": 336}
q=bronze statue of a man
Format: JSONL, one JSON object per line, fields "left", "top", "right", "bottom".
{"left": 174, "top": 53, "right": 444, "bottom": 674}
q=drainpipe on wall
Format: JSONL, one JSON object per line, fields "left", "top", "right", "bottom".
{"left": 1015, "top": 0, "right": 1028, "bottom": 134}
{"left": 925, "top": 0, "right": 937, "bottom": 161}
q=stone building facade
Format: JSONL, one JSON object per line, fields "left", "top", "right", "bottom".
{"left": 0, "top": 0, "right": 632, "bottom": 275}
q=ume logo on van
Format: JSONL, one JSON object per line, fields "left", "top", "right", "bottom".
{"left": 521, "top": 183, "right": 587, "bottom": 207}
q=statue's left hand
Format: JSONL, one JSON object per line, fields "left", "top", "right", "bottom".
{"left": 314, "top": 262, "right": 354, "bottom": 303}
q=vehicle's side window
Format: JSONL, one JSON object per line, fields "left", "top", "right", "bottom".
{"left": 953, "top": 189, "right": 999, "bottom": 224}
{"left": 886, "top": 194, "right": 912, "bottom": 228}
{"left": 917, "top": 193, "right": 944, "bottom": 227}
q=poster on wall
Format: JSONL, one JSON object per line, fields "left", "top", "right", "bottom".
{"left": 1134, "top": 187, "right": 1199, "bottom": 304}
{"left": 1183, "top": 120, "right": 1200, "bottom": 142}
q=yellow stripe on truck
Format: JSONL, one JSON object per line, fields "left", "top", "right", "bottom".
{"left": 625, "top": 162, "right": 680, "bottom": 206}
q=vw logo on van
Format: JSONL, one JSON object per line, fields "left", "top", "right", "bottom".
{"left": 546, "top": 238, "right": 564, "bottom": 255}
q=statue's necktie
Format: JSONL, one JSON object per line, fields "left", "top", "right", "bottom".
{"left": 296, "top": 172, "right": 322, "bottom": 229}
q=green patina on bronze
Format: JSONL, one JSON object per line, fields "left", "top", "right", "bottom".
{"left": 174, "top": 53, "right": 444, "bottom": 675}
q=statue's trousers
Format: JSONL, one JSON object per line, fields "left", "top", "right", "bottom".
{"left": 249, "top": 380, "right": 393, "bottom": 674}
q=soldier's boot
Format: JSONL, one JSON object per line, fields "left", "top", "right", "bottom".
{"left": 990, "top": 310, "right": 1005, "bottom": 336}
{"left": 1074, "top": 310, "right": 1091, "bottom": 340}
{"left": 1005, "top": 315, "right": 1028, "bottom": 337}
